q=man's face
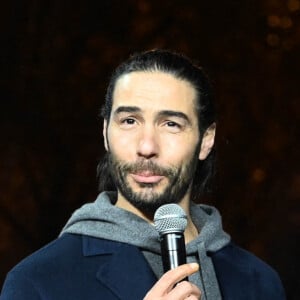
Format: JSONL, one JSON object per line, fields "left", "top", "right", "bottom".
{"left": 104, "top": 71, "right": 211, "bottom": 214}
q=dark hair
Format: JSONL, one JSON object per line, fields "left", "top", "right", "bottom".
{"left": 98, "top": 49, "right": 216, "bottom": 201}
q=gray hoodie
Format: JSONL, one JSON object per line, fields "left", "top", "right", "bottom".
{"left": 61, "top": 192, "right": 230, "bottom": 300}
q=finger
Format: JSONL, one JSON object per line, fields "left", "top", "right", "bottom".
{"left": 168, "top": 281, "right": 201, "bottom": 299}
{"left": 186, "top": 296, "right": 201, "bottom": 300}
{"left": 155, "top": 263, "right": 199, "bottom": 294}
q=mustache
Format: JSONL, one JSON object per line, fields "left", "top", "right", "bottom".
{"left": 118, "top": 160, "right": 175, "bottom": 177}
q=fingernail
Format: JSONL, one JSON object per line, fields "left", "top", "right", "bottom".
{"left": 190, "top": 263, "right": 199, "bottom": 270}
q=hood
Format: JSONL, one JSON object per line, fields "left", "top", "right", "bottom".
{"left": 60, "top": 192, "right": 230, "bottom": 255}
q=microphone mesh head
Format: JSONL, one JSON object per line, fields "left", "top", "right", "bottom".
{"left": 154, "top": 204, "right": 187, "bottom": 235}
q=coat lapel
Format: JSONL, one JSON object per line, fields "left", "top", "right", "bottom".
{"left": 82, "top": 236, "right": 157, "bottom": 300}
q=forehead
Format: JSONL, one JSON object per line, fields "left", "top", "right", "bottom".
{"left": 112, "top": 71, "right": 198, "bottom": 114}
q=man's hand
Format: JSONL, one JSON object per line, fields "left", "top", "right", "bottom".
{"left": 143, "top": 263, "right": 201, "bottom": 300}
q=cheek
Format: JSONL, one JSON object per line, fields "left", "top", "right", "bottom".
{"left": 107, "top": 130, "right": 136, "bottom": 157}
{"left": 163, "top": 136, "right": 199, "bottom": 164}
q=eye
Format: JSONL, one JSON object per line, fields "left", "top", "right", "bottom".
{"left": 166, "top": 121, "right": 181, "bottom": 128}
{"left": 119, "top": 117, "right": 138, "bottom": 129}
{"left": 163, "top": 120, "right": 183, "bottom": 133}
{"left": 122, "top": 118, "right": 136, "bottom": 125}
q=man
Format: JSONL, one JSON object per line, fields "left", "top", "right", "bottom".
{"left": 1, "top": 50, "right": 285, "bottom": 299}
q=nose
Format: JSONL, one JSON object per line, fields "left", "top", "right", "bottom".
{"left": 137, "top": 125, "right": 159, "bottom": 159}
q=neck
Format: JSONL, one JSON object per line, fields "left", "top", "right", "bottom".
{"left": 115, "top": 195, "right": 153, "bottom": 222}
{"left": 185, "top": 215, "right": 199, "bottom": 243}
{"left": 115, "top": 193, "right": 199, "bottom": 243}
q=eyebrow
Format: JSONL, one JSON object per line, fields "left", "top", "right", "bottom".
{"left": 113, "top": 106, "right": 191, "bottom": 124}
{"left": 114, "top": 106, "right": 141, "bottom": 115}
{"left": 157, "top": 110, "right": 191, "bottom": 124}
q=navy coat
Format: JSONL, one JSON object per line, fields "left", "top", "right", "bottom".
{"left": 1, "top": 233, "right": 285, "bottom": 299}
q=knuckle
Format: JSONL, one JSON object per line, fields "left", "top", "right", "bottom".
{"left": 177, "top": 280, "right": 193, "bottom": 289}
{"left": 162, "top": 269, "right": 179, "bottom": 282}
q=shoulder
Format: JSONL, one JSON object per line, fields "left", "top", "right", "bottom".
{"left": 1, "top": 234, "right": 89, "bottom": 299}
{"left": 211, "top": 242, "right": 286, "bottom": 299}
{"left": 2, "top": 233, "right": 121, "bottom": 281}
{"left": 212, "top": 242, "right": 274, "bottom": 271}
{"left": 1, "top": 234, "right": 81, "bottom": 297}
{"left": 9, "top": 233, "right": 82, "bottom": 273}
{"left": 1, "top": 234, "right": 154, "bottom": 300}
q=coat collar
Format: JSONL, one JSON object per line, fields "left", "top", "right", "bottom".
{"left": 82, "top": 235, "right": 157, "bottom": 300}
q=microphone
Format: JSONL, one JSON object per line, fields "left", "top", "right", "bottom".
{"left": 154, "top": 204, "right": 188, "bottom": 274}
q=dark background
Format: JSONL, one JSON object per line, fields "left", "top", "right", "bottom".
{"left": 1, "top": 1, "right": 299, "bottom": 299}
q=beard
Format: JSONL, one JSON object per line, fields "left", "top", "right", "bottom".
{"left": 107, "top": 148, "right": 200, "bottom": 216}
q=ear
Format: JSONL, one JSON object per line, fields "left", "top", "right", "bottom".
{"left": 103, "top": 119, "right": 108, "bottom": 151}
{"left": 199, "top": 123, "right": 216, "bottom": 160}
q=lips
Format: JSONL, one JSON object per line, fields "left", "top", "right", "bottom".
{"left": 130, "top": 172, "right": 164, "bottom": 184}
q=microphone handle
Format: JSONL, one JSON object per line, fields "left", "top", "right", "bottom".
{"left": 160, "top": 232, "right": 188, "bottom": 280}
